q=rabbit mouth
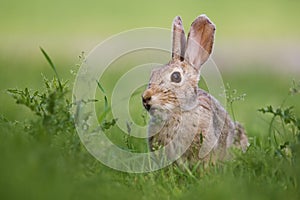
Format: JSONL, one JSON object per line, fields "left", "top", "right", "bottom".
{"left": 142, "top": 98, "right": 152, "bottom": 111}
{"left": 143, "top": 103, "right": 151, "bottom": 111}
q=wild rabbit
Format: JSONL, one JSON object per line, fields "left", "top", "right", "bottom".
{"left": 142, "top": 15, "right": 249, "bottom": 164}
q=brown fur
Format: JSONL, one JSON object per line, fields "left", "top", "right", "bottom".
{"left": 142, "top": 15, "right": 248, "bottom": 165}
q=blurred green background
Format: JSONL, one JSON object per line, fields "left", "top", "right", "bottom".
{"left": 1, "top": 0, "right": 299, "bottom": 121}
{"left": 0, "top": 1, "right": 300, "bottom": 199}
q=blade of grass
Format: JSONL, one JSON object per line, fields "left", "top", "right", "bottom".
{"left": 96, "top": 80, "right": 106, "bottom": 94}
{"left": 96, "top": 80, "right": 109, "bottom": 122}
{"left": 40, "top": 47, "right": 62, "bottom": 91}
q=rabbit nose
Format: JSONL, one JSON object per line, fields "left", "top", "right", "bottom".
{"left": 142, "top": 91, "right": 152, "bottom": 111}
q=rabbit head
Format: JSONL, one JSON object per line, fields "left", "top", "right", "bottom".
{"left": 142, "top": 15, "right": 215, "bottom": 114}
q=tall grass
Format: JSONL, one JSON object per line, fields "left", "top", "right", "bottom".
{"left": 1, "top": 50, "right": 300, "bottom": 200}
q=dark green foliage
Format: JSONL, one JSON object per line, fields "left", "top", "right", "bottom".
{"left": 258, "top": 86, "right": 300, "bottom": 165}
{"left": 7, "top": 47, "right": 72, "bottom": 136}
{"left": 6, "top": 49, "right": 80, "bottom": 156}
{"left": 258, "top": 105, "right": 299, "bottom": 129}
{"left": 7, "top": 77, "right": 72, "bottom": 134}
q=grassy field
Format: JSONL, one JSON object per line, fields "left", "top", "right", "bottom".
{"left": 0, "top": 51, "right": 299, "bottom": 200}
{"left": 1, "top": 0, "right": 300, "bottom": 199}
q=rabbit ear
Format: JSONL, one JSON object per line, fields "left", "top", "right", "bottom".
{"left": 172, "top": 16, "right": 186, "bottom": 61}
{"left": 184, "top": 15, "right": 215, "bottom": 69}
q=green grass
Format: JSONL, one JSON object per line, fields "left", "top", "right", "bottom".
{"left": 1, "top": 51, "right": 300, "bottom": 200}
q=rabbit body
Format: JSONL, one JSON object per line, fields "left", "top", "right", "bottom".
{"left": 142, "top": 15, "right": 248, "bottom": 164}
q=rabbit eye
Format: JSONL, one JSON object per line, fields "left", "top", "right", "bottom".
{"left": 170, "top": 71, "right": 181, "bottom": 83}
